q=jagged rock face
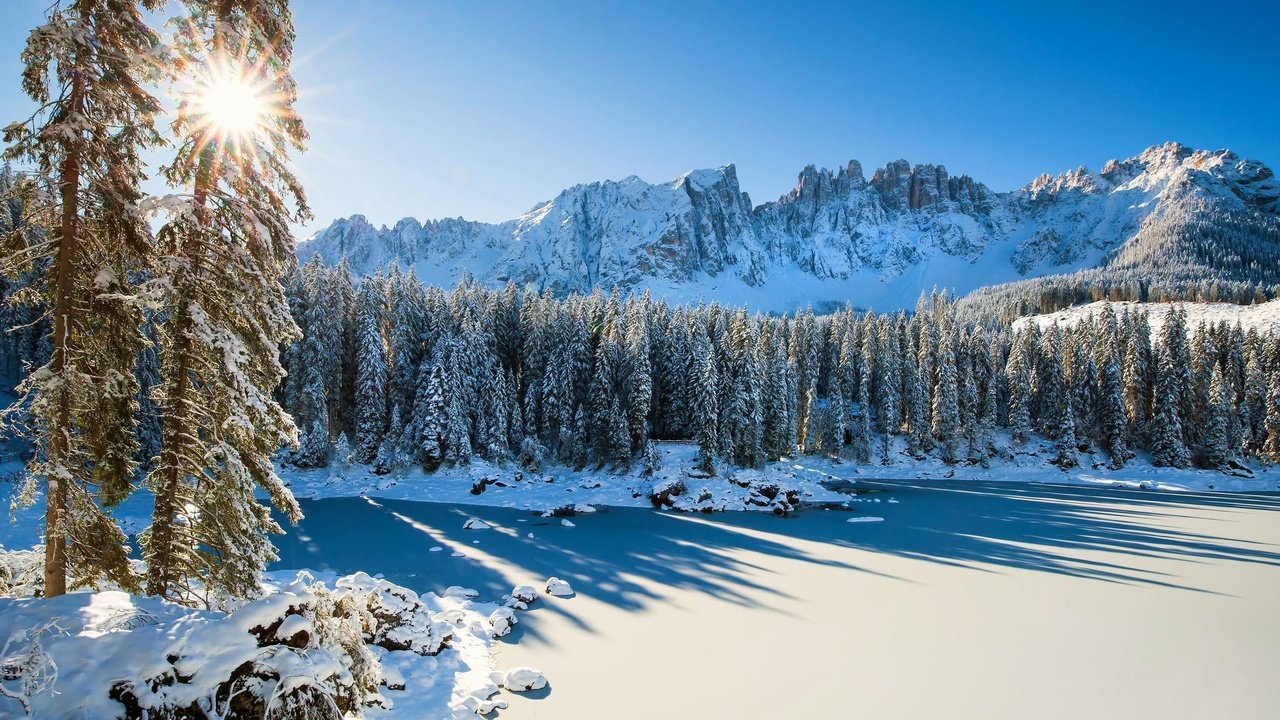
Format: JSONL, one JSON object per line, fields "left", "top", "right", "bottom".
{"left": 297, "top": 142, "right": 1280, "bottom": 310}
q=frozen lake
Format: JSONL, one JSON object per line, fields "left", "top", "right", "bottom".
{"left": 273, "top": 480, "right": 1280, "bottom": 719}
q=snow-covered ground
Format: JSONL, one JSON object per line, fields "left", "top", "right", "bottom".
{"left": 1013, "top": 298, "right": 1280, "bottom": 335}
{"left": 0, "top": 566, "right": 570, "bottom": 718}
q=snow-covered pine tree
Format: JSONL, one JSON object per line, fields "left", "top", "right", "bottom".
{"left": 1005, "top": 332, "right": 1033, "bottom": 443}
{"left": 293, "top": 373, "right": 330, "bottom": 468}
{"left": 330, "top": 432, "right": 352, "bottom": 479}
{"left": 1187, "top": 322, "right": 1216, "bottom": 454}
{"left": 852, "top": 361, "right": 872, "bottom": 463}
{"left": 352, "top": 278, "right": 388, "bottom": 462}
{"left": 1261, "top": 364, "right": 1280, "bottom": 460}
{"left": 1163, "top": 306, "right": 1195, "bottom": 447}
{"left": 483, "top": 367, "right": 512, "bottom": 459}
{"left": 588, "top": 318, "right": 620, "bottom": 464}
{"left": 913, "top": 317, "right": 935, "bottom": 453}
{"left": 443, "top": 349, "right": 473, "bottom": 465}
{"left": 624, "top": 306, "right": 652, "bottom": 453}
{"left": 373, "top": 404, "right": 405, "bottom": 475}
{"left": 409, "top": 362, "right": 447, "bottom": 468}
{"left": 931, "top": 331, "right": 961, "bottom": 463}
{"left": 386, "top": 266, "right": 425, "bottom": 414}
{"left": 143, "top": 0, "right": 308, "bottom": 603}
{"left": 1035, "top": 325, "right": 1064, "bottom": 438}
{"left": 1099, "top": 355, "right": 1132, "bottom": 469}
{"left": 971, "top": 329, "right": 998, "bottom": 461}
{"left": 1202, "top": 364, "right": 1231, "bottom": 469}
{"left": 1070, "top": 339, "right": 1097, "bottom": 449}
{"left": 1054, "top": 391, "right": 1078, "bottom": 469}
{"left": 791, "top": 310, "right": 818, "bottom": 452}
{"left": 693, "top": 331, "right": 719, "bottom": 474}
{"left": 874, "top": 321, "right": 901, "bottom": 462}
{"left": 1242, "top": 335, "right": 1268, "bottom": 452}
{"left": 1122, "top": 331, "right": 1148, "bottom": 437}
{"left": 565, "top": 403, "right": 586, "bottom": 469}
{"left": 1150, "top": 344, "right": 1192, "bottom": 468}
{"left": 3, "top": 0, "right": 165, "bottom": 596}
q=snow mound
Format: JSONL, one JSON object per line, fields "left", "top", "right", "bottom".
{"left": 488, "top": 607, "right": 517, "bottom": 638}
{"left": 462, "top": 518, "right": 490, "bottom": 530}
{"left": 847, "top": 516, "right": 885, "bottom": 523}
{"left": 510, "top": 585, "right": 539, "bottom": 604}
{"left": 561, "top": 519, "right": 576, "bottom": 527}
{"left": 545, "top": 577, "right": 574, "bottom": 597}
{"left": 501, "top": 667, "right": 547, "bottom": 692}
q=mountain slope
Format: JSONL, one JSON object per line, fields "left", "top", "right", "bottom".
{"left": 297, "top": 142, "right": 1280, "bottom": 311}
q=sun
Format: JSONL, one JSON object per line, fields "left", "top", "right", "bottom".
{"left": 186, "top": 61, "right": 274, "bottom": 147}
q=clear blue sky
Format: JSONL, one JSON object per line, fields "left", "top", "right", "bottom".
{"left": 2, "top": 0, "right": 1277, "bottom": 236}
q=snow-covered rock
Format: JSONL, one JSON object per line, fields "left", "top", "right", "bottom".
{"left": 501, "top": 667, "right": 547, "bottom": 692}
{"left": 545, "top": 577, "right": 574, "bottom": 597}
{"left": 510, "top": 585, "right": 540, "bottom": 604}
{"left": 462, "top": 518, "right": 490, "bottom": 530}
{"left": 488, "top": 607, "right": 517, "bottom": 638}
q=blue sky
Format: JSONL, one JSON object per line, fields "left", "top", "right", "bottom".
{"left": 2, "top": 0, "right": 1277, "bottom": 236}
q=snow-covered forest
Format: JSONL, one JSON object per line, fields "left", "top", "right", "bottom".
{"left": 267, "top": 260, "right": 1280, "bottom": 479}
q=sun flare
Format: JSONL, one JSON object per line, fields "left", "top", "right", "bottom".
{"left": 187, "top": 62, "right": 274, "bottom": 146}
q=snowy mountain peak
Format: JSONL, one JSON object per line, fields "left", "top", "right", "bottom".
{"left": 298, "top": 143, "right": 1280, "bottom": 311}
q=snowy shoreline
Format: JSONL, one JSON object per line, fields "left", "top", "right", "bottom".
{"left": 279, "top": 440, "right": 1280, "bottom": 520}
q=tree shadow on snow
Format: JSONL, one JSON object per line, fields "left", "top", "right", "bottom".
{"left": 270, "top": 481, "right": 1280, "bottom": 642}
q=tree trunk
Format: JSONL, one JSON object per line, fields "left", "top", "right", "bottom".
{"left": 146, "top": 147, "right": 212, "bottom": 599}
{"left": 44, "top": 72, "right": 85, "bottom": 598}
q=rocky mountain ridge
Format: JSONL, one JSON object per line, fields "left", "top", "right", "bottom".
{"left": 297, "top": 142, "right": 1280, "bottom": 311}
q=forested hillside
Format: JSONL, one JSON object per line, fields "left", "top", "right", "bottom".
{"left": 274, "top": 260, "right": 1280, "bottom": 477}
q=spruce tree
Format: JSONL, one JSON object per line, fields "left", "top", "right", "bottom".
{"left": 693, "top": 340, "right": 719, "bottom": 474}
{"left": 1100, "top": 357, "right": 1132, "bottom": 469}
{"left": 1150, "top": 345, "right": 1192, "bottom": 468}
{"left": 1054, "top": 391, "right": 1078, "bottom": 469}
{"left": 1261, "top": 367, "right": 1280, "bottom": 460}
{"left": 3, "top": 0, "right": 164, "bottom": 596}
{"left": 1202, "top": 364, "right": 1231, "bottom": 469}
{"left": 352, "top": 279, "right": 388, "bottom": 462}
{"left": 931, "top": 333, "right": 961, "bottom": 463}
{"left": 143, "top": 0, "right": 308, "bottom": 602}
{"left": 1005, "top": 333, "right": 1033, "bottom": 443}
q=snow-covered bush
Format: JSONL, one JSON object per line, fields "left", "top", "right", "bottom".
{"left": 330, "top": 433, "right": 354, "bottom": 480}
{"left": 329, "top": 572, "right": 452, "bottom": 656}
{"left": 0, "top": 618, "right": 61, "bottom": 714}
{"left": 0, "top": 546, "right": 44, "bottom": 598}
{"left": 518, "top": 437, "right": 546, "bottom": 472}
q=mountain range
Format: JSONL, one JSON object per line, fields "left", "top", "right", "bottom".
{"left": 296, "top": 142, "right": 1280, "bottom": 311}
